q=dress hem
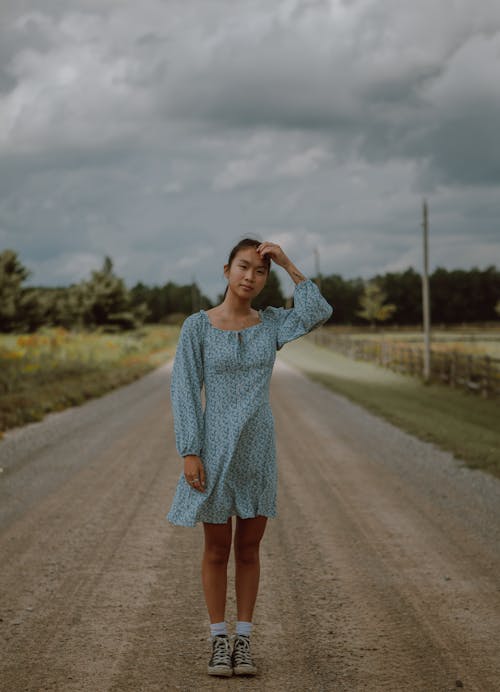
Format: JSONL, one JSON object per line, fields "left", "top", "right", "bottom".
{"left": 166, "top": 510, "right": 277, "bottom": 527}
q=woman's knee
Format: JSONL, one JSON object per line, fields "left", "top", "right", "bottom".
{"left": 234, "top": 541, "right": 260, "bottom": 566}
{"left": 204, "top": 542, "right": 231, "bottom": 566}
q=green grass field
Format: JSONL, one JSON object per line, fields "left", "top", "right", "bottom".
{"left": 280, "top": 336, "right": 500, "bottom": 480}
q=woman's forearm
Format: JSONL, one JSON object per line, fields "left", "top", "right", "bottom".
{"left": 283, "top": 258, "right": 307, "bottom": 285}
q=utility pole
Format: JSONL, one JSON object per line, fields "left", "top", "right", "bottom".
{"left": 422, "top": 199, "right": 431, "bottom": 383}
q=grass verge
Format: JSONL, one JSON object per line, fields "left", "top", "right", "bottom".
{"left": 279, "top": 336, "right": 500, "bottom": 480}
{"left": 0, "top": 325, "right": 178, "bottom": 436}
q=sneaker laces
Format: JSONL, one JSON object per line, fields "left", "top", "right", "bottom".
{"left": 232, "top": 635, "right": 253, "bottom": 666}
{"left": 210, "top": 635, "right": 231, "bottom": 666}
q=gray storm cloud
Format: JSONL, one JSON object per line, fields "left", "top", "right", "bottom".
{"left": 0, "top": 0, "right": 499, "bottom": 297}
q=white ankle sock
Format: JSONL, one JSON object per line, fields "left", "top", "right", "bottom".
{"left": 236, "top": 620, "right": 252, "bottom": 637}
{"left": 210, "top": 621, "right": 227, "bottom": 637}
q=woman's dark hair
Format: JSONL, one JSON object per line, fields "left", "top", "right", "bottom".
{"left": 223, "top": 237, "right": 271, "bottom": 298}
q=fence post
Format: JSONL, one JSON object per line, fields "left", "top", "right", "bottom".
{"left": 440, "top": 352, "right": 447, "bottom": 383}
{"left": 450, "top": 352, "right": 457, "bottom": 388}
{"left": 481, "top": 356, "right": 491, "bottom": 399}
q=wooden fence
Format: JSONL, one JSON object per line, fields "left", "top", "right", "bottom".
{"left": 309, "top": 331, "right": 500, "bottom": 399}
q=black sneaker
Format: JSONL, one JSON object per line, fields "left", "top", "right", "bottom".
{"left": 207, "top": 634, "right": 232, "bottom": 677}
{"left": 231, "top": 634, "right": 257, "bottom": 675}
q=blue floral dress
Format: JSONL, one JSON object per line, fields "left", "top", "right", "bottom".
{"left": 166, "top": 278, "right": 333, "bottom": 527}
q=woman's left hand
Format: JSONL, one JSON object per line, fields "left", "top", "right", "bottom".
{"left": 256, "top": 241, "right": 289, "bottom": 268}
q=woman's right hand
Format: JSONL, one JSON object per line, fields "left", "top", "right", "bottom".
{"left": 183, "top": 455, "right": 206, "bottom": 492}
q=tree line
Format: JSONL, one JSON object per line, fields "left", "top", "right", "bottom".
{"left": 1, "top": 249, "right": 499, "bottom": 333}
{"left": 322, "top": 266, "right": 500, "bottom": 326}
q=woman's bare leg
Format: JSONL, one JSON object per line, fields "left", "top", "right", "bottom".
{"left": 202, "top": 518, "right": 232, "bottom": 623}
{"left": 234, "top": 515, "right": 268, "bottom": 622}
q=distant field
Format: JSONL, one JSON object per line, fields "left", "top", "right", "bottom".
{"left": 0, "top": 325, "right": 178, "bottom": 433}
{"left": 324, "top": 325, "right": 500, "bottom": 358}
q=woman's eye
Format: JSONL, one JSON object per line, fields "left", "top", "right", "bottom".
{"left": 238, "top": 264, "right": 264, "bottom": 274}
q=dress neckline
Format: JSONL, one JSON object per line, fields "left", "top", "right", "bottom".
{"left": 200, "top": 308, "right": 264, "bottom": 333}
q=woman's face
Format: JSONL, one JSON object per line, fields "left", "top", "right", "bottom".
{"left": 224, "top": 247, "right": 268, "bottom": 299}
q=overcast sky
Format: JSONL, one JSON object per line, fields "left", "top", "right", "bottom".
{"left": 1, "top": 0, "right": 499, "bottom": 301}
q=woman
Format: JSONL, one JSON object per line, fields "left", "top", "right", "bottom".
{"left": 167, "top": 238, "right": 333, "bottom": 677}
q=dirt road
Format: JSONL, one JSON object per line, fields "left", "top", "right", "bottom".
{"left": 1, "top": 354, "right": 500, "bottom": 691}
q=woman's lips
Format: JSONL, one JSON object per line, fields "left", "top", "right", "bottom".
{"left": 241, "top": 285, "right": 253, "bottom": 291}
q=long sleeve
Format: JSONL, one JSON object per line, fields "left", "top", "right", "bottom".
{"left": 268, "top": 278, "right": 333, "bottom": 350}
{"left": 170, "top": 314, "right": 205, "bottom": 458}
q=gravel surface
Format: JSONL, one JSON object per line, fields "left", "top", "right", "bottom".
{"left": 1, "top": 355, "right": 500, "bottom": 691}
